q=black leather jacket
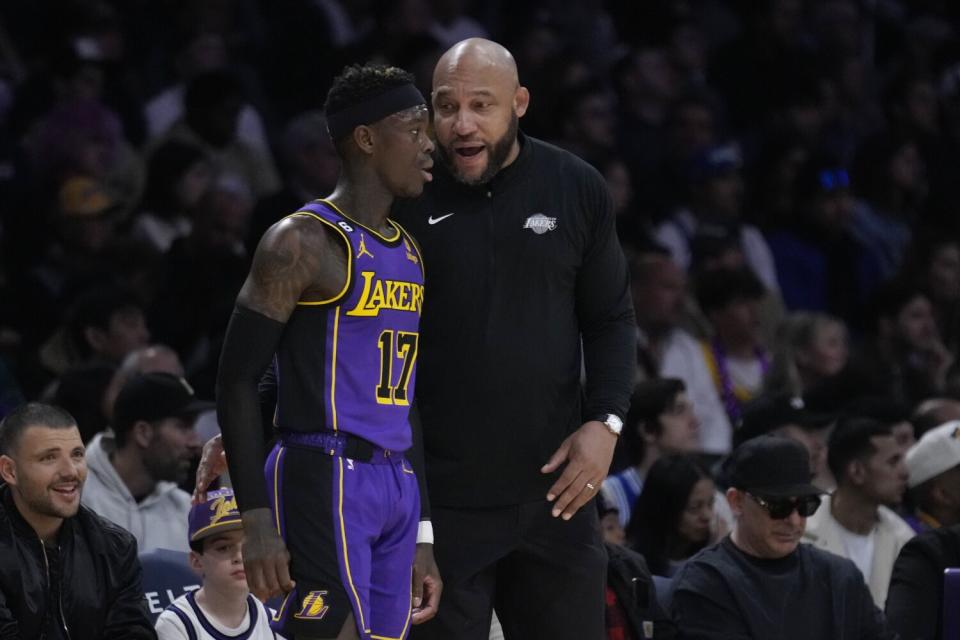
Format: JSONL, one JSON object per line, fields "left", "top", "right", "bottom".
{"left": 0, "top": 484, "right": 155, "bottom": 639}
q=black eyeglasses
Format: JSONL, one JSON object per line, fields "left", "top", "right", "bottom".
{"left": 746, "top": 492, "right": 822, "bottom": 519}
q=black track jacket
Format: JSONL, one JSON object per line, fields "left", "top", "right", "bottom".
{"left": 393, "top": 132, "right": 636, "bottom": 508}
{"left": 0, "top": 484, "right": 155, "bottom": 639}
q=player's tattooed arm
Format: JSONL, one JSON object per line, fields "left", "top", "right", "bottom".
{"left": 238, "top": 216, "right": 348, "bottom": 322}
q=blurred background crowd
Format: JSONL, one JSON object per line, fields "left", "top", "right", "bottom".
{"left": 2, "top": 0, "right": 960, "bottom": 635}
{"left": 2, "top": 0, "right": 960, "bottom": 421}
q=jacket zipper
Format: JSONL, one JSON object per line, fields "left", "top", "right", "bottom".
{"left": 39, "top": 537, "right": 71, "bottom": 640}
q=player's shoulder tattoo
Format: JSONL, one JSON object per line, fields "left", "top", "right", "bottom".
{"left": 241, "top": 217, "right": 333, "bottom": 320}
{"left": 254, "top": 218, "right": 324, "bottom": 281}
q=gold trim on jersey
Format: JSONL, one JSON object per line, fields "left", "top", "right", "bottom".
{"left": 319, "top": 198, "right": 401, "bottom": 243}
{"left": 392, "top": 219, "right": 426, "bottom": 281}
{"left": 330, "top": 307, "right": 341, "bottom": 431}
{"left": 285, "top": 211, "right": 353, "bottom": 306}
{"left": 272, "top": 446, "right": 286, "bottom": 534}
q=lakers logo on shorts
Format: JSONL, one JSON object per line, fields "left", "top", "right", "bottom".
{"left": 294, "top": 590, "right": 330, "bottom": 620}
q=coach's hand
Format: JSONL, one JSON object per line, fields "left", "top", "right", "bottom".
{"left": 541, "top": 420, "right": 616, "bottom": 520}
{"left": 411, "top": 543, "right": 442, "bottom": 624}
{"left": 242, "top": 508, "right": 295, "bottom": 601}
{"left": 192, "top": 434, "right": 228, "bottom": 504}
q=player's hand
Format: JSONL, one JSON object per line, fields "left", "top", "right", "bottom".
{"left": 411, "top": 543, "right": 442, "bottom": 624}
{"left": 241, "top": 508, "right": 295, "bottom": 602}
{"left": 541, "top": 420, "right": 616, "bottom": 519}
{"left": 192, "top": 434, "right": 228, "bottom": 504}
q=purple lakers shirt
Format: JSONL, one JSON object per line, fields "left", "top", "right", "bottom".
{"left": 273, "top": 200, "right": 424, "bottom": 452}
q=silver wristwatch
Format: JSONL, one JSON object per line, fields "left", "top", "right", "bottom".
{"left": 601, "top": 414, "right": 623, "bottom": 436}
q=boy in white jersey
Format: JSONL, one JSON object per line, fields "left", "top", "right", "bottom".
{"left": 156, "top": 488, "right": 281, "bottom": 639}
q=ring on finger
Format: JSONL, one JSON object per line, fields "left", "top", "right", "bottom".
{"left": 585, "top": 482, "right": 596, "bottom": 491}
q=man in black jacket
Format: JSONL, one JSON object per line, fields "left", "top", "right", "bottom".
{"left": 394, "top": 38, "right": 635, "bottom": 639}
{"left": 0, "top": 402, "right": 155, "bottom": 639}
{"left": 886, "top": 524, "right": 960, "bottom": 640}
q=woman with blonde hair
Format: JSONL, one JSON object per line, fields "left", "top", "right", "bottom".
{"left": 765, "top": 312, "right": 849, "bottom": 396}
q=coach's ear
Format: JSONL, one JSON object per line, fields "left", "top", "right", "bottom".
{"left": 353, "top": 124, "right": 376, "bottom": 155}
{"left": 513, "top": 85, "right": 530, "bottom": 119}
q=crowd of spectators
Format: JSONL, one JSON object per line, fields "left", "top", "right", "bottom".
{"left": 3, "top": 1, "right": 960, "bottom": 639}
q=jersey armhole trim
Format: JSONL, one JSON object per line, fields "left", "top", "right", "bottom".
{"left": 168, "top": 604, "right": 199, "bottom": 640}
{"left": 285, "top": 211, "right": 354, "bottom": 306}
{"left": 392, "top": 219, "right": 426, "bottom": 280}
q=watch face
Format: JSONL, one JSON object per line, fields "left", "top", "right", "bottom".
{"left": 605, "top": 415, "right": 623, "bottom": 434}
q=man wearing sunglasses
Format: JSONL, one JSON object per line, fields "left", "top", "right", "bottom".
{"left": 671, "top": 436, "right": 899, "bottom": 639}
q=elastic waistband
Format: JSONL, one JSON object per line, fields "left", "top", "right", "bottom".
{"left": 277, "top": 430, "right": 401, "bottom": 465}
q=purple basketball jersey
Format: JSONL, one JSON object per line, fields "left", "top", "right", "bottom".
{"left": 273, "top": 200, "right": 424, "bottom": 451}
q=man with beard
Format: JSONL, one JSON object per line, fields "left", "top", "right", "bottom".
{"left": 81, "top": 372, "right": 208, "bottom": 552}
{"left": 672, "top": 436, "right": 898, "bottom": 639}
{"left": 0, "top": 402, "right": 155, "bottom": 638}
{"left": 391, "top": 38, "right": 636, "bottom": 639}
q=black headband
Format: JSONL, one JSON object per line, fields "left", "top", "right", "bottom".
{"left": 327, "top": 83, "right": 427, "bottom": 141}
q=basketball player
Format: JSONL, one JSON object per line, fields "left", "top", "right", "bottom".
{"left": 215, "top": 64, "right": 437, "bottom": 640}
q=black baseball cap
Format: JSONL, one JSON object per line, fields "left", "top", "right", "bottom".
{"left": 113, "top": 372, "right": 213, "bottom": 433}
{"left": 734, "top": 393, "right": 836, "bottom": 447}
{"left": 723, "top": 435, "right": 823, "bottom": 498}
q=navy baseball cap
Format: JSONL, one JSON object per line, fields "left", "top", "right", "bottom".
{"left": 734, "top": 393, "right": 836, "bottom": 447}
{"left": 189, "top": 487, "right": 243, "bottom": 542}
{"left": 113, "top": 372, "right": 213, "bottom": 433}
{"left": 723, "top": 435, "right": 822, "bottom": 498}
{"left": 687, "top": 143, "right": 742, "bottom": 183}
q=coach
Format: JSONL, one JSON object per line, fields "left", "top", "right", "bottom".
{"left": 393, "top": 38, "right": 635, "bottom": 640}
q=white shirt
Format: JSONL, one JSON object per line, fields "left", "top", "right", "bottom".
{"left": 836, "top": 526, "right": 876, "bottom": 583}
{"left": 659, "top": 328, "right": 733, "bottom": 454}
{"left": 801, "top": 494, "right": 914, "bottom": 606}
{"left": 654, "top": 209, "right": 780, "bottom": 292}
{"left": 725, "top": 355, "right": 764, "bottom": 396}
{"left": 155, "top": 592, "right": 281, "bottom": 640}
{"left": 145, "top": 85, "right": 271, "bottom": 155}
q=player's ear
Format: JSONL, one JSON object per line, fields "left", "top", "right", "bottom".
{"left": 353, "top": 125, "right": 376, "bottom": 155}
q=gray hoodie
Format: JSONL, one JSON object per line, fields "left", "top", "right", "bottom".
{"left": 80, "top": 432, "right": 191, "bottom": 552}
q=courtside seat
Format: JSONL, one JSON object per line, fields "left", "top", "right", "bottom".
{"left": 139, "top": 548, "right": 201, "bottom": 622}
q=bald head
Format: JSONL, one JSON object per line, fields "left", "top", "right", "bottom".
{"left": 102, "top": 344, "right": 185, "bottom": 421}
{"left": 431, "top": 38, "right": 529, "bottom": 185}
{"left": 434, "top": 38, "right": 519, "bottom": 89}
